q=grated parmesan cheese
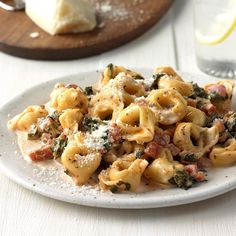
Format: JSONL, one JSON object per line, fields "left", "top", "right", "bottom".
{"left": 144, "top": 77, "right": 155, "bottom": 88}
{"left": 75, "top": 153, "right": 98, "bottom": 167}
{"left": 84, "top": 124, "right": 108, "bottom": 150}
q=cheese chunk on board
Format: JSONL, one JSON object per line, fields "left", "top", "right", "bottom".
{"left": 25, "top": 0, "right": 97, "bottom": 35}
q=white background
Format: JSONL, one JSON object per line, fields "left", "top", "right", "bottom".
{"left": 1, "top": 1, "right": 236, "bottom": 235}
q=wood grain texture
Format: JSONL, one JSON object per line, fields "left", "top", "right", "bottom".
{"left": 0, "top": 0, "right": 172, "bottom": 60}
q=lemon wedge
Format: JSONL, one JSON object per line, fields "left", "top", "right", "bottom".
{"left": 195, "top": 4, "right": 236, "bottom": 45}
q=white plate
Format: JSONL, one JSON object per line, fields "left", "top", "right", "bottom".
{"left": 0, "top": 69, "right": 236, "bottom": 209}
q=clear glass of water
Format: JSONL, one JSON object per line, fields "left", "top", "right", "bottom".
{"left": 193, "top": 0, "right": 236, "bottom": 78}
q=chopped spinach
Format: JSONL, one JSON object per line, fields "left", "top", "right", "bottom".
{"left": 82, "top": 117, "right": 100, "bottom": 133}
{"left": 135, "top": 150, "right": 144, "bottom": 159}
{"left": 101, "top": 130, "right": 111, "bottom": 151}
{"left": 109, "top": 181, "right": 131, "bottom": 193}
{"left": 134, "top": 74, "right": 144, "bottom": 80}
{"left": 181, "top": 153, "right": 197, "bottom": 163}
{"left": 117, "top": 181, "right": 131, "bottom": 191}
{"left": 225, "top": 112, "right": 236, "bottom": 137}
{"left": 48, "top": 111, "right": 60, "bottom": 122}
{"left": 109, "top": 185, "right": 118, "bottom": 193}
{"left": 189, "top": 83, "right": 208, "bottom": 99}
{"left": 169, "top": 171, "right": 195, "bottom": 190}
{"left": 27, "top": 124, "right": 41, "bottom": 140}
{"left": 107, "top": 63, "right": 114, "bottom": 79}
{"left": 51, "top": 136, "right": 68, "bottom": 158}
{"left": 84, "top": 86, "right": 93, "bottom": 96}
{"left": 208, "top": 91, "right": 228, "bottom": 102}
{"left": 205, "top": 113, "right": 223, "bottom": 127}
{"left": 150, "top": 73, "right": 166, "bottom": 90}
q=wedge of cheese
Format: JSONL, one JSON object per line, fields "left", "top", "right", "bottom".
{"left": 25, "top": 0, "right": 97, "bottom": 35}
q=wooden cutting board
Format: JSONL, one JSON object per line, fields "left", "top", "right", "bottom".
{"left": 0, "top": 0, "right": 173, "bottom": 60}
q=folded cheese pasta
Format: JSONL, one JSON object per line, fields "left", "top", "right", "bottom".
{"left": 7, "top": 64, "right": 236, "bottom": 193}
{"left": 8, "top": 105, "right": 48, "bottom": 131}
{"left": 117, "top": 104, "right": 156, "bottom": 144}
{"left": 96, "top": 64, "right": 144, "bottom": 90}
{"left": 146, "top": 89, "right": 187, "bottom": 125}
{"left": 210, "top": 139, "right": 236, "bottom": 166}
{"left": 153, "top": 66, "right": 194, "bottom": 97}
{"left": 50, "top": 83, "right": 88, "bottom": 113}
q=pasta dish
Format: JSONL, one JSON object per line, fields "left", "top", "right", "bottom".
{"left": 7, "top": 65, "right": 236, "bottom": 193}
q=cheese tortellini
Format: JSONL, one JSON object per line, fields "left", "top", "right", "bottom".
{"left": 8, "top": 105, "right": 48, "bottom": 130}
{"left": 210, "top": 139, "right": 236, "bottom": 166}
{"left": 184, "top": 106, "right": 206, "bottom": 127}
{"left": 59, "top": 109, "right": 83, "bottom": 132}
{"left": 99, "top": 154, "right": 148, "bottom": 192}
{"left": 61, "top": 144, "right": 101, "bottom": 185}
{"left": 8, "top": 64, "right": 236, "bottom": 193}
{"left": 50, "top": 83, "right": 88, "bottom": 113}
{"left": 117, "top": 104, "right": 156, "bottom": 144}
{"left": 97, "top": 64, "right": 144, "bottom": 90}
{"left": 154, "top": 65, "right": 193, "bottom": 96}
{"left": 173, "top": 123, "right": 219, "bottom": 154}
{"left": 89, "top": 73, "right": 145, "bottom": 121}
{"left": 146, "top": 89, "right": 187, "bottom": 125}
{"left": 144, "top": 149, "right": 184, "bottom": 184}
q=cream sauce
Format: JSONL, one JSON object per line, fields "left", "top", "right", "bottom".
{"left": 16, "top": 131, "right": 43, "bottom": 162}
{"left": 16, "top": 131, "right": 171, "bottom": 193}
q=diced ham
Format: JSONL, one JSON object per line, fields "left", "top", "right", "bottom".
{"left": 108, "top": 123, "right": 122, "bottom": 143}
{"left": 154, "top": 132, "right": 170, "bottom": 147}
{"left": 206, "top": 84, "right": 227, "bottom": 97}
{"left": 194, "top": 171, "right": 206, "bottom": 182}
{"left": 187, "top": 98, "right": 197, "bottom": 108}
{"left": 38, "top": 117, "right": 53, "bottom": 131}
{"left": 197, "top": 157, "right": 212, "bottom": 169}
{"left": 213, "top": 119, "right": 225, "bottom": 133}
{"left": 185, "top": 164, "right": 198, "bottom": 176}
{"left": 164, "top": 127, "right": 176, "bottom": 138}
{"left": 29, "top": 145, "right": 53, "bottom": 162}
{"left": 167, "top": 143, "right": 181, "bottom": 156}
{"left": 144, "top": 142, "right": 162, "bottom": 158}
{"left": 184, "top": 164, "right": 206, "bottom": 182}
{"left": 200, "top": 103, "right": 217, "bottom": 115}
{"left": 218, "top": 132, "right": 229, "bottom": 143}
{"left": 41, "top": 133, "right": 53, "bottom": 145}
{"left": 148, "top": 131, "right": 179, "bottom": 156}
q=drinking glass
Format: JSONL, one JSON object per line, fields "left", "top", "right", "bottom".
{"left": 193, "top": 0, "right": 236, "bottom": 78}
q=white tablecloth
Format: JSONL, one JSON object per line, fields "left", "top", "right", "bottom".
{"left": 1, "top": 1, "right": 236, "bottom": 235}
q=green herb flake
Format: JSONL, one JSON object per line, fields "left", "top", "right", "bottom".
{"left": 205, "top": 113, "right": 223, "bottom": 127}
{"left": 107, "top": 63, "right": 114, "bottom": 79}
{"left": 225, "top": 112, "right": 236, "bottom": 137}
{"left": 48, "top": 111, "right": 60, "bottom": 121}
{"left": 150, "top": 73, "right": 166, "bottom": 90}
{"left": 109, "top": 185, "right": 118, "bottom": 193}
{"left": 169, "top": 171, "right": 195, "bottom": 190}
{"left": 189, "top": 83, "right": 208, "bottom": 99}
{"left": 117, "top": 181, "right": 131, "bottom": 191}
{"left": 101, "top": 130, "right": 111, "bottom": 151}
{"left": 208, "top": 91, "right": 228, "bottom": 102}
{"left": 84, "top": 86, "right": 93, "bottom": 96}
{"left": 51, "top": 137, "right": 68, "bottom": 158}
{"left": 181, "top": 153, "right": 197, "bottom": 163}
{"left": 27, "top": 124, "right": 41, "bottom": 140}
{"left": 135, "top": 150, "right": 144, "bottom": 159}
{"left": 134, "top": 74, "right": 144, "bottom": 80}
{"left": 82, "top": 117, "right": 100, "bottom": 133}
